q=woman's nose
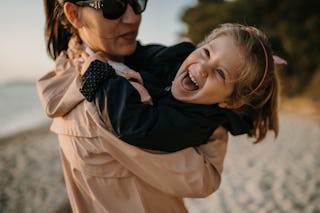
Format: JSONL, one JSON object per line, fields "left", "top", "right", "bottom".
{"left": 122, "top": 5, "right": 141, "bottom": 24}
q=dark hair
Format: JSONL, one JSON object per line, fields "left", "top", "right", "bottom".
{"left": 44, "top": 0, "right": 77, "bottom": 60}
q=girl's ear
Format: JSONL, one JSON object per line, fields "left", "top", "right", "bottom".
{"left": 64, "top": 2, "right": 83, "bottom": 29}
{"left": 218, "top": 99, "right": 245, "bottom": 109}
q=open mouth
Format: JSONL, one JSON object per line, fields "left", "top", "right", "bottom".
{"left": 181, "top": 71, "right": 199, "bottom": 91}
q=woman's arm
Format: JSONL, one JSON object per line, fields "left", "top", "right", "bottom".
{"left": 37, "top": 52, "right": 85, "bottom": 117}
{"left": 96, "top": 122, "right": 229, "bottom": 197}
{"left": 37, "top": 37, "right": 92, "bottom": 118}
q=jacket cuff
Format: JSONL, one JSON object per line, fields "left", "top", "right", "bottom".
{"left": 80, "top": 60, "right": 116, "bottom": 102}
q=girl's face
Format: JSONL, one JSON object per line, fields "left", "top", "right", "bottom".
{"left": 78, "top": 4, "right": 141, "bottom": 61}
{"left": 172, "top": 35, "right": 244, "bottom": 107}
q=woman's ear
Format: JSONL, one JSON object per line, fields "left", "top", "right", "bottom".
{"left": 64, "top": 2, "right": 83, "bottom": 29}
{"left": 218, "top": 99, "right": 244, "bottom": 109}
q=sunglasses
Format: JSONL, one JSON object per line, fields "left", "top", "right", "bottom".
{"left": 73, "top": 0, "right": 148, "bottom": 19}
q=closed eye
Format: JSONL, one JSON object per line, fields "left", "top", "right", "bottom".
{"left": 203, "top": 48, "right": 210, "bottom": 58}
{"left": 215, "top": 69, "right": 226, "bottom": 80}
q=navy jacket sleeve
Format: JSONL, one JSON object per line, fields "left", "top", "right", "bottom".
{"left": 125, "top": 41, "right": 195, "bottom": 87}
{"left": 94, "top": 75, "right": 218, "bottom": 152}
{"left": 80, "top": 59, "right": 217, "bottom": 152}
{"left": 81, "top": 59, "right": 252, "bottom": 152}
{"left": 79, "top": 42, "right": 239, "bottom": 152}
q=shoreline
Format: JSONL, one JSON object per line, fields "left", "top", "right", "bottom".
{"left": 0, "top": 121, "right": 51, "bottom": 148}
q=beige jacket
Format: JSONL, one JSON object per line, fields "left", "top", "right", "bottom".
{"left": 37, "top": 49, "right": 228, "bottom": 213}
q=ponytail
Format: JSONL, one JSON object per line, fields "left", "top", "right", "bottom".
{"left": 44, "top": 0, "right": 75, "bottom": 60}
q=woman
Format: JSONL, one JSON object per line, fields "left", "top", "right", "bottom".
{"left": 37, "top": 0, "right": 228, "bottom": 212}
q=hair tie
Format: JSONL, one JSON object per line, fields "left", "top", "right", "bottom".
{"left": 272, "top": 55, "right": 287, "bottom": 65}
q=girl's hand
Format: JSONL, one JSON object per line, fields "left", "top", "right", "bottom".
{"left": 116, "top": 69, "right": 144, "bottom": 85}
{"left": 66, "top": 36, "right": 109, "bottom": 76}
{"left": 80, "top": 52, "right": 108, "bottom": 76}
{"left": 67, "top": 35, "right": 84, "bottom": 59}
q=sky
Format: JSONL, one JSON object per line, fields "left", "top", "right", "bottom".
{"left": 0, "top": 0, "right": 196, "bottom": 83}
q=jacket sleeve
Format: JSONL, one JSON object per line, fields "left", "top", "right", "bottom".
{"left": 93, "top": 76, "right": 215, "bottom": 152}
{"left": 80, "top": 60, "right": 216, "bottom": 152}
{"left": 36, "top": 55, "right": 84, "bottom": 118}
{"left": 97, "top": 124, "right": 228, "bottom": 197}
{"left": 125, "top": 41, "right": 195, "bottom": 86}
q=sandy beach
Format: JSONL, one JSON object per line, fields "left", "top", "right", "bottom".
{"left": 0, "top": 124, "right": 68, "bottom": 213}
{"left": 185, "top": 113, "right": 320, "bottom": 213}
{"left": 0, "top": 113, "right": 319, "bottom": 213}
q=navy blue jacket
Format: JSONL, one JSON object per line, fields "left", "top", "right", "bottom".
{"left": 80, "top": 42, "right": 253, "bottom": 152}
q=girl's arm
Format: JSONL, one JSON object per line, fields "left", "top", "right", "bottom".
{"left": 37, "top": 40, "right": 193, "bottom": 119}
{"left": 125, "top": 41, "right": 195, "bottom": 87}
{"left": 80, "top": 60, "right": 219, "bottom": 152}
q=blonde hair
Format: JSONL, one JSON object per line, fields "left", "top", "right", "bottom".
{"left": 199, "top": 23, "right": 280, "bottom": 143}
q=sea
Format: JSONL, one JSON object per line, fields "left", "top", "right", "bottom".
{"left": 0, "top": 82, "right": 50, "bottom": 139}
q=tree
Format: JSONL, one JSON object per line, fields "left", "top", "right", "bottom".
{"left": 181, "top": 0, "right": 320, "bottom": 92}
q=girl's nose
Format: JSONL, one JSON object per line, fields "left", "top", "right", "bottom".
{"left": 198, "top": 63, "right": 209, "bottom": 77}
{"left": 122, "top": 5, "right": 141, "bottom": 24}
{"left": 200, "top": 69, "right": 208, "bottom": 77}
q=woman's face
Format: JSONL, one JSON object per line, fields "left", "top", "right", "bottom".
{"left": 78, "top": 4, "right": 142, "bottom": 61}
{"left": 172, "top": 35, "right": 244, "bottom": 107}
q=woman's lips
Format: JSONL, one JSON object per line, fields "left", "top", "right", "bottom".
{"left": 120, "top": 31, "right": 137, "bottom": 41}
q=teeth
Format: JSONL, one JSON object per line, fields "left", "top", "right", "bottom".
{"left": 188, "top": 72, "right": 199, "bottom": 87}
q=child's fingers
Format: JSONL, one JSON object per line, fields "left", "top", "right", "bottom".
{"left": 81, "top": 51, "right": 89, "bottom": 60}
{"left": 80, "top": 53, "right": 108, "bottom": 76}
{"left": 117, "top": 69, "right": 144, "bottom": 85}
{"left": 68, "top": 36, "right": 85, "bottom": 59}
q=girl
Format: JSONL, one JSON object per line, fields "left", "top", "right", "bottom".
{"left": 78, "top": 23, "right": 281, "bottom": 152}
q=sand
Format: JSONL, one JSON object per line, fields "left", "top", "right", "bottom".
{"left": 185, "top": 113, "right": 320, "bottom": 213}
{"left": 1, "top": 113, "right": 319, "bottom": 213}
{"left": 0, "top": 124, "right": 68, "bottom": 213}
